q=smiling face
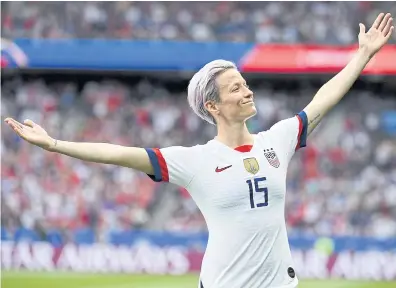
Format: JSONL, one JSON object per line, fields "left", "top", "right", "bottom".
{"left": 205, "top": 68, "right": 256, "bottom": 124}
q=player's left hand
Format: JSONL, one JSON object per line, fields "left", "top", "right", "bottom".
{"left": 358, "top": 13, "right": 394, "bottom": 58}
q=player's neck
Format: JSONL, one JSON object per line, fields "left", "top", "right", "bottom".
{"left": 215, "top": 122, "right": 254, "bottom": 149}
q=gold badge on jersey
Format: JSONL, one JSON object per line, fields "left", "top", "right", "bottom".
{"left": 243, "top": 157, "right": 260, "bottom": 175}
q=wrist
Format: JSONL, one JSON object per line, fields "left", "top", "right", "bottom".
{"left": 47, "top": 137, "right": 58, "bottom": 152}
{"left": 357, "top": 47, "right": 373, "bottom": 62}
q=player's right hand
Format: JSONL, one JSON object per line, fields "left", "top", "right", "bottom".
{"left": 4, "top": 118, "right": 54, "bottom": 151}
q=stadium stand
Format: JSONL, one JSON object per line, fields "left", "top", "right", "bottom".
{"left": 2, "top": 1, "right": 396, "bottom": 43}
{"left": 2, "top": 78, "right": 395, "bottom": 244}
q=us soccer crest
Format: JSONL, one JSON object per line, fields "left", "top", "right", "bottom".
{"left": 243, "top": 157, "right": 260, "bottom": 175}
{"left": 264, "top": 148, "right": 280, "bottom": 168}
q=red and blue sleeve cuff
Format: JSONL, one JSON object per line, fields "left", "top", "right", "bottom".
{"left": 145, "top": 148, "right": 169, "bottom": 182}
{"left": 295, "top": 111, "right": 308, "bottom": 151}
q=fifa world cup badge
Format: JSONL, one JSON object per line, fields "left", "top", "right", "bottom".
{"left": 243, "top": 157, "right": 260, "bottom": 175}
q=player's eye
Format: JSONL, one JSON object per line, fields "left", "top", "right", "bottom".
{"left": 232, "top": 86, "right": 239, "bottom": 92}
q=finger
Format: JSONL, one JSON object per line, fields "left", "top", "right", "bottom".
{"left": 23, "top": 119, "right": 36, "bottom": 128}
{"left": 9, "top": 121, "right": 25, "bottom": 137}
{"left": 4, "top": 117, "right": 17, "bottom": 125}
{"left": 379, "top": 13, "right": 392, "bottom": 32}
{"left": 359, "top": 23, "right": 366, "bottom": 34}
{"left": 7, "top": 121, "right": 19, "bottom": 131}
{"left": 385, "top": 26, "right": 395, "bottom": 40}
{"left": 383, "top": 17, "right": 393, "bottom": 35}
{"left": 372, "top": 13, "right": 385, "bottom": 29}
{"left": 8, "top": 118, "right": 24, "bottom": 129}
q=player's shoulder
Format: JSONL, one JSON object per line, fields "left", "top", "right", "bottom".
{"left": 160, "top": 143, "right": 208, "bottom": 160}
{"left": 255, "top": 115, "right": 301, "bottom": 145}
{"left": 260, "top": 115, "right": 300, "bottom": 136}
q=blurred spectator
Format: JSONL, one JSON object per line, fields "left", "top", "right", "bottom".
{"left": 2, "top": 1, "right": 396, "bottom": 44}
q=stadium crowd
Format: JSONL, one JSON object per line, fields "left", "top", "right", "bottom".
{"left": 1, "top": 79, "right": 396, "bottom": 243}
{"left": 2, "top": 1, "right": 396, "bottom": 44}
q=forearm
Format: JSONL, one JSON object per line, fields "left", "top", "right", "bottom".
{"left": 304, "top": 48, "right": 372, "bottom": 134}
{"left": 50, "top": 140, "right": 123, "bottom": 163}
{"left": 49, "top": 140, "right": 153, "bottom": 174}
{"left": 313, "top": 48, "right": 371, "bottom": 108}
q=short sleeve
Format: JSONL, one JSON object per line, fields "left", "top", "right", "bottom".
{"left": 144, "top": 146, "right": 198, "bottom": 188}
{"left": 268, "top": 111, "right": 308, "bottom": 162}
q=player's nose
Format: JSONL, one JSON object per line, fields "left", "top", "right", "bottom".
{"left": 244, "top": 89, "right": 254, "bottom": 101}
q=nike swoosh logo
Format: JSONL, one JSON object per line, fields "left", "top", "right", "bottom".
{"left": 215, "top": 165, "right": 232, "bottom": 173}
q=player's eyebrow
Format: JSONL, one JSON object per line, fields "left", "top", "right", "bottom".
{"left": 218, "top": 81, "right": 234, "bottom": 90}
{"left": 226, "top": 78, "right": 239, "bottom": 85}
{"left": 226, "top": 79, "right": 246, "bottom": 90}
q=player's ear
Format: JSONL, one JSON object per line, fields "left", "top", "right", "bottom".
{"left": 204, "top": 100, "right": 220, "bottom": 116}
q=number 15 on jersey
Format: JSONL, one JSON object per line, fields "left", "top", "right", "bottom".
{"left": 246, "top": 177, "right": 268, "bottom": 209}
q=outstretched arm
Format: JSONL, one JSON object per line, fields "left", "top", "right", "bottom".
{"left": 50, "top": 140, "right": 153, "bottom": 174}
{"left": 4, "top": 118, "right": 154, "bottom": 175}
{"left": 303, "top": 13, "right": 394, "bottom": 135}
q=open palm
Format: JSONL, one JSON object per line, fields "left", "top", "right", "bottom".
{"left": 359, "top": 13, "right": 394, "bottom": 57}
{"left": 4, "top": 118, "right": 54, "bottom": 150}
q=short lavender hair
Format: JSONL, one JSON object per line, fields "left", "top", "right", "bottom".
{"left": 187, "top": 59, "right": 237, "bottom": 125}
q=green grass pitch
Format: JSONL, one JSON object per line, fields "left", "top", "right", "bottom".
{"left": 1, "top": 271, "right": 395, "bottom": 288}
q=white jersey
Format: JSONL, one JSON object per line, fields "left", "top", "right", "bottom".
{"left": 145, "top": 111, "right": 308, "bottom": 288}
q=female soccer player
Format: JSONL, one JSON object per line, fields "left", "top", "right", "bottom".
{"left": 5, "top": 13, "right": 393, "bottom": 288}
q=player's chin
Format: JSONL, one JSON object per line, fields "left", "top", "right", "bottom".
{"left": 242, "top": 105, "right": 257, "bottom": 120}
{"left": 247, "top": 103, "right": 257, "bottom": 113}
